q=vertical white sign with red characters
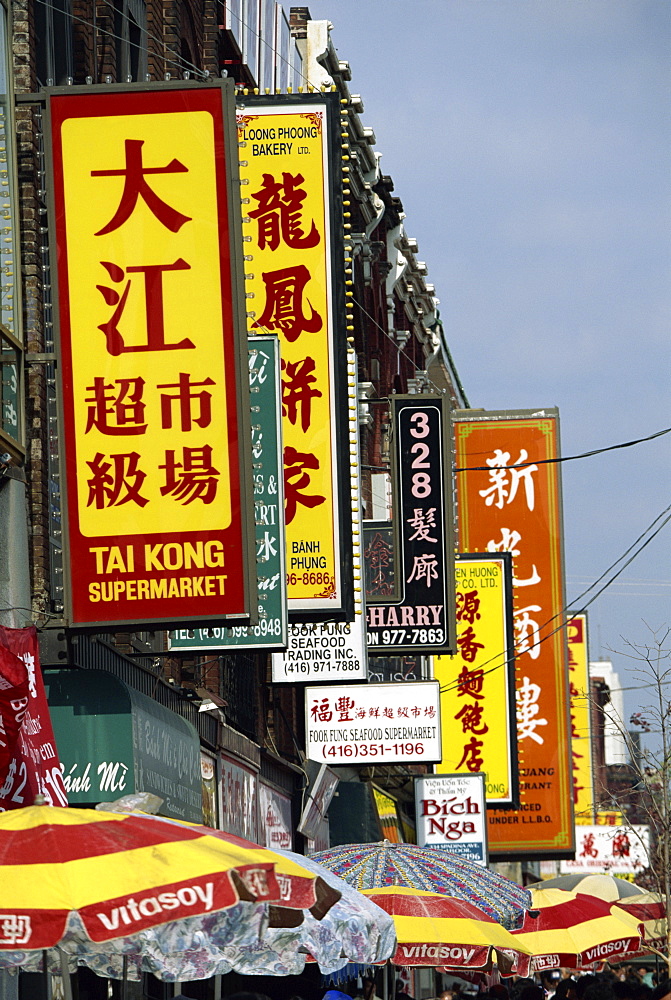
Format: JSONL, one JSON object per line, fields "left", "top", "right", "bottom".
{"left": 0, "top": 627, "right": 68, "bottom": 809}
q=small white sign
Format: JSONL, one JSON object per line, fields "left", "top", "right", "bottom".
{"left": 274, "top": 350, "right": 368, "bottom": 684}
{"left": 561, "top": 824, "right": 650, "bottom": 874}
{"left": 305, "top": 681, "right": 441, "bottom": 764}
{"left": 415, "top": 773, "right": 488, "bottom": 865}
{"left": 272, "top": 618, "right": 367, "bottom": 683}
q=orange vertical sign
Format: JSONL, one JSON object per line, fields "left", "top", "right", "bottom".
{"left": 454, "top": 410, "right": 574, "bottom": 858}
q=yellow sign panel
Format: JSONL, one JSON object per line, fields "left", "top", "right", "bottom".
{"left": 63, "top": 110, "right": 232, "bottom": 536}
{"left": 237, "top": 104, "right": 343, "bottom": 610}
{"left": 372, "top": 785, "right": 403, "bottom": 843}
{"left": 50, "top": 86, "right": 251, "bottom": 629}
{"left": 595, "top": 810, "right": 625, "bottom": 826}
{"left": 567, "top": 615, "right": 595, "bottom": 824}
{"left": 434, "top": 555, "right": 517, "bottom": 805}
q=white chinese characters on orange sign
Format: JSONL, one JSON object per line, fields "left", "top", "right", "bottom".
{"left": 455, "top": 411, "right": 573, "bottom": 858}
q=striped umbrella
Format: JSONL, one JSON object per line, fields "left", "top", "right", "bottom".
{"left": 527, "top": 873, "right": 648, "bottom": 900}
{"left": 359, "top": 886, "right": 532, "bottom": 974}
{"left": 616, "top": 891, "right": 668, "bottom": 956}
{"left": 310, "top": 841, "right": 532, "bottom": 929}
{"left": 528, "top": 874, "right": 668, "bottom": 958}
{"left": 0, "top": 803, "right": 356, "bottom": 983}
{"left": 511, "top": 887, "right": 644, "bottom": 971}
{"left": 0, "top": 804, "right": 328, "bottom": 950}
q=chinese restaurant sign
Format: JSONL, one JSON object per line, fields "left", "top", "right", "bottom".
{"left": 168, "top": 336, "right": 287, "bottom": 652}
{"left": 304, "top": 681, "right": 441, "bottom": 764}
{"left": 237, "top": 95, "right": 353, "bottom": 616}
{"left": 272, "top": 347, "right": 367, "bottom": 681}
{"left": 454, "top": 409, "right": 573, "bottom": 859}
{"left": 560, "top": 824, "right": 650, "bottom": 875}
{"left": 415, "top": 773, "right": 488, "bottom": 865}
{"left": 48, "top": 83, "right": 254, "bottom": 628}
{"left": 567, "top": 614, "right": 595, "bottom": 824}
{"left": 434, "top": 554, "right": 518, "bottom": 807}
{"left": 365, "top": 396, "right": 457, "bottom": 655}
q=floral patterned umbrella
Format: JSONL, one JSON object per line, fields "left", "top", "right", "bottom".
{"left": 0, "top": 805, "right": 394, "bottom": 982}
{"left": 309, "top": 841, "right": 532, "bottom": 930}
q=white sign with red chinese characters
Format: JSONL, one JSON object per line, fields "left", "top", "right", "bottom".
{"left": 415, "top": 774, "right": 488, "bottom": 865}
{"left": 305, "top": 681, "right": 441, "bottom": 764}
{"left": 560, "top": 824, "right": 650, "bottom": 874}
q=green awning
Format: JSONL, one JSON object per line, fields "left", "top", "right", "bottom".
{"left": 45, "top": 669, "right": 203, "bottom": 822}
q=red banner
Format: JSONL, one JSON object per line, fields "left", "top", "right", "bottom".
{"left": 0, "top": 627, "right": 68, "bottom": 809}
{"left": 0, "top": 645, "right": 28, "bottom": 788}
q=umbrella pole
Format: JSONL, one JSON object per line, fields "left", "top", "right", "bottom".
{"left": 42, "top": 951, "right": 52, "bottom": 1000}
{"left": 58, "top": 950, "right": 73, "bottom": 1000}
{"left": 121, "top": 956, "right": 128, "bottom": 1000}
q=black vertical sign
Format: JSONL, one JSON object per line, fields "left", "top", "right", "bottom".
{"left": 366, "top": 396, "right": 457, "bottom": 655}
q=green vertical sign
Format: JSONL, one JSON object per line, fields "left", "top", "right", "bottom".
{"left": 169, "top": 336, "right": 287, "bottom": 651}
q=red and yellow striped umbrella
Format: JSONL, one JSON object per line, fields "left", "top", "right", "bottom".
{"left": 0, "top": 805, "right": 325, "bottom": 951}
{"left": 511, "top": 887, "right": 644, "bottom": 971}
{"left": 615, "top": 891, "right": 668, "bottom": 956}
{"left": 360, "top": 885, "right": 532, "bottom": 973}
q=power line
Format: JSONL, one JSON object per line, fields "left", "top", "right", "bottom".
{"left": 455, "top": 425, "right": 671, "bottom": 472}
{"left": 351, "top": 294, "right": 448, "bottom": 398}
{"left": 438, "top": 502, "right": 671, "bottom": 695}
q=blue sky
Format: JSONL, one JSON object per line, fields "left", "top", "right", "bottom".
{"left": 307, "top": 0, "right": 671, "bottom": 729}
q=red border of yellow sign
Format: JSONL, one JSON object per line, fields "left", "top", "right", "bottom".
{"left": 48, "top": 84, "right": 254, "bottom": 628}
{"left": 236, "top": 94, "right": 353, "bottom": 617}
{"left": 454, "top": 410, "right": 574, "bottom": 859}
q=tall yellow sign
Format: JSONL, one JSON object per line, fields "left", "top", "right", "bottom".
{"left": 434, "top": 554, "right": 518, "bottom": 806}
{"left": 237, "top": 98, "right": 349, "bottom": 614}
{"left": 568, "top": 615, "right": 595, "bottom": 823}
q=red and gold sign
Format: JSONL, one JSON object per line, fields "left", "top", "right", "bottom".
{"left": 454, "top": 410, "right": 574, "bottom": 858}
{"left": 237, "top": 99, "right": 349, "bottom": 613}
{"left": 567, "top": 614, "right": 595, "bottom": 824}
{"left": 49, "top": 85, "right": 253, "bottom": 627}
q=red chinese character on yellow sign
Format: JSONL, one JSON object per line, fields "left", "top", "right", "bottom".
{"left": 253, "top": 265, "right": 323, "bottom": 343}
{"left": 249, "top": 172, "right": 320, "bottom": 251}
{"left": 92, "top": 138, "right": 191, "bottom": 235}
